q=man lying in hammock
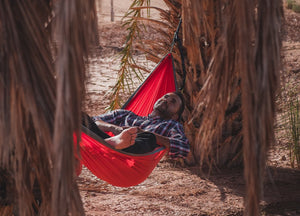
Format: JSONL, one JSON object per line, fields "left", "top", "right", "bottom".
{"left": 83, "top": 92, "right": 190, "bottom": 159}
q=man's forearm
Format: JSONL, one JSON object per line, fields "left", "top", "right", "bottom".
{"left": 95, "top": 120, "right": 123, "bottom": 135}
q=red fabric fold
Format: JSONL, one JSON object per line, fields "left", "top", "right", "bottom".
{"left": 79, "top": 133, "right": 166, "bottom": 187}
{"left": 124, "top": 53, "right": 176, "bottom": 116}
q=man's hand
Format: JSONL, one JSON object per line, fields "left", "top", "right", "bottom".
{"left": 105, "top": 127, "right": 138, "bottom": 149}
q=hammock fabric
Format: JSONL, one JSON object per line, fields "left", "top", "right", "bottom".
{"left": 77, "top": 53, "right": 177, "bottom": 187}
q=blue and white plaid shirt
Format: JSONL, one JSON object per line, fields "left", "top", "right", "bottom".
{"left": 92, "top": 109, "right": 190, "bottom": 159}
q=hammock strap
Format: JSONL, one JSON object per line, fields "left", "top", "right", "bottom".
{"left": 170, "top": 18, "right": 182, "bottom": 53}
{"left": 170, "top": 18, "right": 186, "bottom": 91}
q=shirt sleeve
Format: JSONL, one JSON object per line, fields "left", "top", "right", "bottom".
{"left": 167, "top": 123, "right": 190, "bottom": 159}
{"left": 92, "top": 109, "right": 130, "bottom": 126}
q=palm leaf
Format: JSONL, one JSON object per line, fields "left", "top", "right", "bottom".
{"left": 0, "top": 0, "right": 98, "bottom": 215}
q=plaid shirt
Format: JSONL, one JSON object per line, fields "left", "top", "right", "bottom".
{"left": 93, "top": 109, "right": 190, "bottom": 159}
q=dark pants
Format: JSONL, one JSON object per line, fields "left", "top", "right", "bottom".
{"left": 82, "top": 113, "right": 159, "bottom": 154}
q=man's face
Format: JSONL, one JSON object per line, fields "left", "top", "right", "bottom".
{"left": 153, "top": 93, "right": 182, "bottom": 120}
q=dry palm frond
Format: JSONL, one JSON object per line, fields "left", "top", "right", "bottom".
{"left": 0, "top": 1, "right": 55, "bottom": 215}
{"left": 239, "top": 1, "right": 282, "bottom": 214}
{"left": 51, "top": 0, "right": 97, "bottom": 215}
{"left": 182, "top": 0, "right": 219, "bottom": 76}
{"left": 182, "top": 0, "right": 282, "bottom": 215}
{"left": 0, "top": 0, "right": 97, "bottom": 215}
{"left": 191, "top": 1, "right": 243, "bottom": 168}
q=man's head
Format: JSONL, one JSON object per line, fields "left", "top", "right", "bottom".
{"left": 152, "top": 91, "right": 185, "bottom": 121}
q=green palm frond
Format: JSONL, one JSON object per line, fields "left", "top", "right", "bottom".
{"left": 108, "top": 0, "right": 152, "bottom": 110}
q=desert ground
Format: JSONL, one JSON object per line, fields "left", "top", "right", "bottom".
{"left": 78, "top": 1, "right": 300, "bottom": 215}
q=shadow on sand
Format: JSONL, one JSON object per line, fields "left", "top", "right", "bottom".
{"left": 186, "top": 165, "right": 300, "bottom": 215}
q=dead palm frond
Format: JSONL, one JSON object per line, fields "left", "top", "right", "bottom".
{"left": 182, "top": 0, "right": 282, "bottom": 215}
{"left": 185, "top": 0, "right": 243, "bottom": 168}
{"left": 239, "top": 1, "right": 282, "bottom": 214}
{"left": 0, "top": 0, "right": 98, "bottom": 215}
{"left": 0, "top": 1, "right": 55, "bottom": 214}
{"left": 51, "top": 0, "right": 97, "bottom": 215}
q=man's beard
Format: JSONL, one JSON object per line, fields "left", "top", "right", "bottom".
{"left": 154, "top": 101, "right": 172, "bottom": 119}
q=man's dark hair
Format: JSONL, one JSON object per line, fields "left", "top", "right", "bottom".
{"left": 174, "top": 91, "right": 185, "bottom": 121}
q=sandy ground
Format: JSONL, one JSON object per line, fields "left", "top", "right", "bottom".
{"left": 78, "top": 2, "right": 300, "bottom": 215}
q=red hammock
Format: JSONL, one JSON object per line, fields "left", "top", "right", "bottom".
{"left": 77, "top": 53, "right": 177, "bottom": 187}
